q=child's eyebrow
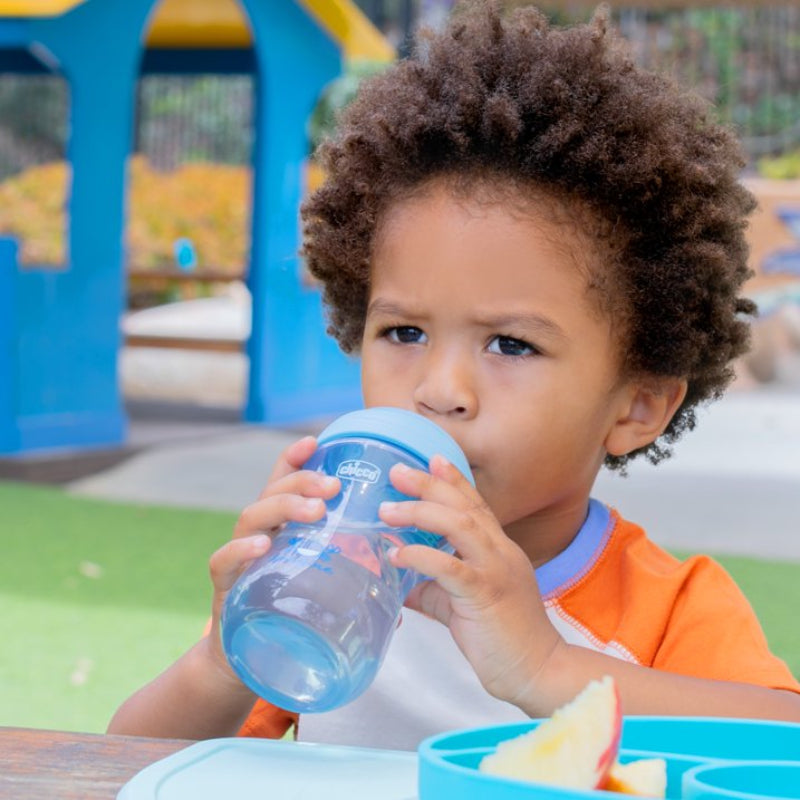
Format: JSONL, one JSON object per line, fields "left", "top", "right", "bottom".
{"left": 367, "top": 299, "right": 566, "bottom": 341}
{"left": 365, "top": 298, "right": 419, "bottom": 320}
{"left": 475, "top": 312, "right": 567, "bottom": 341}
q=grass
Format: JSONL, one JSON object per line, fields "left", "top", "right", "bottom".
{"left": 2, "top": 481, "right": 798, "bottom": 734}
{"left": 1, "top": 481, "right": 237, "bottom": 733}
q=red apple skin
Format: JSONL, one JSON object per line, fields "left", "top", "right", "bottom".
{"left": 595, "top": 682, "right": 623, "bottom": 789}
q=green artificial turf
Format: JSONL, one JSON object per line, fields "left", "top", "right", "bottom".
{"left": 1, "top": 481, "right": 237, "bottom": 733}
{"left": 1, "top": 481, "right": 798, "bottom": 734}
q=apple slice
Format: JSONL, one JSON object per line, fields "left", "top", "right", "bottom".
{"left": 606, "top": 758, "right": 667, "bottom": 797}
{"left": 479, "top": 675, "right": 622, "bottom": 790}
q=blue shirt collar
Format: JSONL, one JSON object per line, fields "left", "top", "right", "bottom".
{"left": 534, "top": 499, "right": 612, "bottom": 599}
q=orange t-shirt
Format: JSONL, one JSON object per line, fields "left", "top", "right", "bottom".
{"left": 544, "top": 507, "right": 800, "bottom": 690}
{"left": 237, "top": 501, "right": 799, "bottom": 739}
{"left": 238, "top": 699, "right": 297, "bottom": 739}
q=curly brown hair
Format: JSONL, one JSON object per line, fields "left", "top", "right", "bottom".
{"left": 301, "top": 1, "right": 757, "bottom": 470}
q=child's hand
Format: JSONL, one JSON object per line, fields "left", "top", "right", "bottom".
{"left": 379, "top": 455, "right": 561, "bottom": 710}
{"left": 203, "top": 435, "right": 341, "bottom": 678}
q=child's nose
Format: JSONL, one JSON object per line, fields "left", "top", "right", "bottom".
{"left": 412, "top": 347, "right": 478, "bottom": 419}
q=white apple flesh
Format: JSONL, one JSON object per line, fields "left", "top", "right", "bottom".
{"left": 479, "top": 676, "right": 622, "bottom": 790}
{"left": 606, "top": 758, "right": 667, "bottom": 797}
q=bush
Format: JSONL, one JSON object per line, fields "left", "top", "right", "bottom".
{"left": 0, "top": 160, "right": 68, "bottom": 264}
{"left": 0, "top": 156, "right": 252, "bottom": 272}
{"left": 757, "top": 150, "right": 800, "bottom": 180}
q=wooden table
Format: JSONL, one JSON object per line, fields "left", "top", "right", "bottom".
{"left": 0, "top": 727, "right": 192, "bottom": 799}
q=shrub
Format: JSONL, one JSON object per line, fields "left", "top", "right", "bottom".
{"left": 0, "top": 156, "right": 252, "bottom": 272}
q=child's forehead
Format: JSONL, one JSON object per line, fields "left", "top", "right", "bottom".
{"left": 376, "top": 176, "right": 612, "bottom": 276}
{"left": 380, "top": 174, "right": 597, "bottom": 232}
{"left": 370, "top": 176, "right": 629, "bottom": 332}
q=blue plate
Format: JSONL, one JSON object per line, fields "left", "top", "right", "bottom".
{"left": 419, "top": 717, "right": 800, "bottom": 799}
{"left": 683, "top": 761, "right": 800, "bottom": 800}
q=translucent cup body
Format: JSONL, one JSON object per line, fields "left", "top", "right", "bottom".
{"left": 221, "top": 436, "right": 454, "bottom": 713}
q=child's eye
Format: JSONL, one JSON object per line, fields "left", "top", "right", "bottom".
{"left": 384, "top": 326, "right": 427, "bottom": 344}
{"left": 487, "top": 335, "right": 536, "bottom": 357}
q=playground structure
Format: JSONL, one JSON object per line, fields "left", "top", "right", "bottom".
{"left": 0, "top": 0, "right": 393, "bottom": 456}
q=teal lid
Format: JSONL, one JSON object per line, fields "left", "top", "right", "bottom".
{"left": 317, "top": 407, "right": 475, "bottom": 486}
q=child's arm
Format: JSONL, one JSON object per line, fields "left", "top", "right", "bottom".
{"left": 381, "top": 456, "right": 800, "bottom": 723}
{"left": 107, "top": 436, "right": 341, "bottom": 739}
{"left": 518, "top": 637, "right": 800, "bottom": 722}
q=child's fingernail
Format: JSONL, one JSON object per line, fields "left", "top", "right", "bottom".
{"left": 433, "top": 454, "right": 450, "bottom": 468}
{"left": 393, "top": 463, "right": 411, "bottom": 475}
{"left": 252, "top": 534, "right": 270, "bottom": 550}
{"left": 304, "top": 498, "right": 323, "bottom": 511}
{"left": 320, "top": 476, "right": 339, "bottom": 490}
{"left": 380, "top": 501, "right": 398, "bottom": 513}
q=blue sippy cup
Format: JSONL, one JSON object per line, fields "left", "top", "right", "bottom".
{"left": 221, "top": 407, "right": 474, "bottom": 713}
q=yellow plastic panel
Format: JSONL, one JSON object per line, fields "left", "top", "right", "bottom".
{"left": 0, "top": 0, "right": 85, "bottom": 16}
{"left": 144, "top": 0, "right": 394, "bottom": 62}
{"left": 0, "top": 0, "right": 394, "bottom": 61}
{"left": 298, "top": 0, "right": 395, "bottom": 61}
{"left": 145, "top": 0, "right": 252, "bottom": 48}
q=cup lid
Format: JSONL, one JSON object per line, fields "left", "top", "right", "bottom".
{"left": 317, "top": 407, "right": 475, "bottom": 486}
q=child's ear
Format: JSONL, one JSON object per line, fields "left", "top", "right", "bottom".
{"left": 604, "top": 377, "right": 688, "bottom": 457}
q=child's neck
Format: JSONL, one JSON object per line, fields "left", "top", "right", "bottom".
{"left": 504, "top": 499, "right": 592, "bottom": 568}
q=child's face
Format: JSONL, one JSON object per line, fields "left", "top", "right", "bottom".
{"left": 360, "top": 181, "right": 640, "bottom": 557}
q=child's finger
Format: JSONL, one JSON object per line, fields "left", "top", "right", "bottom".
{"left": 380, "top": 497, "right": 495, "bottom": 561}
{"left": 383, "top": 456, "right": 498, "bottom": 556}
{"left": 233, "top": 493, "right": 327, "bottom": 539}
{"left": 388, "top": 455, "right": 480, "bottom": 510}
{"left": 260, "top": 469, "right": 340, "bottom": 503}
{"left": 257, "top": 436, "right": 319, "bottom": 497}
{"left": 429, "top": 453, "right": 476, "bottom": 490}
{"left": 389, "top": 544, "right": 478, "bottom": 601}
{"left": 209, "top": 534, "right": 272, "bottom": 594}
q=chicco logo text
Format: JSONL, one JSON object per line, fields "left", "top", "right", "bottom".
{"left": 335, "top": 460, "right": 381, "bottom": 484}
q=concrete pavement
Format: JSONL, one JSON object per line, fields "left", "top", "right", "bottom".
{"left": 593, "top": 387, "right": 800, "bottom": 559}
